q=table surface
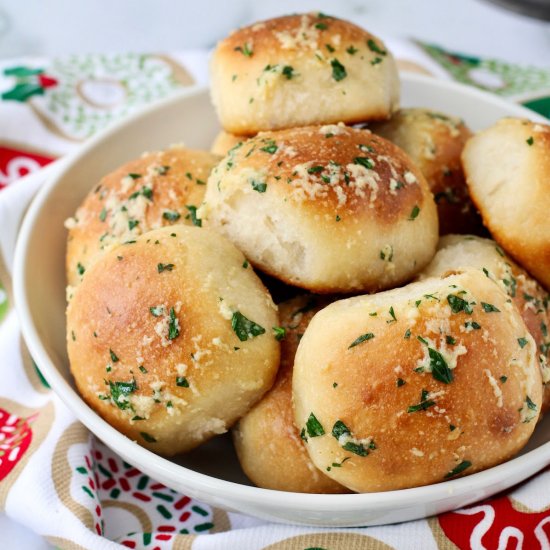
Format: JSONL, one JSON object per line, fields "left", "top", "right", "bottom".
{"left": 1, "top": 0, "right": 549, "bottom": 547}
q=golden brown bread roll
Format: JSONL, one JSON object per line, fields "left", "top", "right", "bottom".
{"left": 418, "top": 234, "right": 550, "bottom": 412}
{"left": 293, "top": 270, "right": 542, "bottom": 492}
{"left": 233, "top": 295, "right": 347, "bottom": 493}
{"left": 462, "top": 118, "right": 550, "bottom": 290}
{"left": 211, "top": 130, "right": 248, "bottom": 156}
{"left": 66, "top": 226, "right": 280, "bottom": 456}
{"left": 210, "top": 13, "right": 399, "bottom": 135}
{"left": 370, "top": 108, "right": 483, "bottom": 235}
{"left": 200, "top": 124, "right": 438, "bottom": 293}
{"left": 65, "top": 146, "right": 220, "bottom": 288}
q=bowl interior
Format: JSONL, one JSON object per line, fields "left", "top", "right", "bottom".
{"left": 15, "top": 75, "right": 550, "bottom": 513}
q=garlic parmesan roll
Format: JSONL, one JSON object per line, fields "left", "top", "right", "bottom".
{"left": 65, "top": 146, "right": 220, "bottom": 288}
{"left": 210, "top": 13, "right": 399, "bottom": 135}
{"left": 293, "top": 270, "right": 541, "bottom": 492}
{"left": 370, "top": 108, "right": 482, "bottom": 235}
{"left": 233, "top": 295, "right": 347, "bottom": 493}
{"left": 200, "top": 124, "right": 438, "bottom": 293}
{"left": 67, "top": 226, "right": 280, "bottom": 456}
{"left": 462, "top": 118, "right": 550, "bottom": 290}
{"left": 418, "top": 234, "right": 550, "bottom": 412}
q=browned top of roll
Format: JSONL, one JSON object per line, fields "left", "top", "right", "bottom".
{"left": 208, "top": 124, "right": 430, "bottom": 226}
{"left": 66, "top": 146, "right": 219, "bottom": 288}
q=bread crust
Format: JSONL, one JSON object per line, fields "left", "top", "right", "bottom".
{"left": 201, "top": 124, "right": 438, "bottom": 293}
{"left": 65, "top": 146, "right": 220, "bottom": 288}
{"left": 210, "top": 13, "right": 399, "bottom": 134}
{"left": 66, "top": 226, "right": 280, "bottom": 456}
{"left": 370, "top": 108, "right": 483, "bottom": 235}
{"left": 462, "top": 118, "right": 550, "bottom": 290}
{"left": 293, "top": 270, "right": 542, "bottom": 492}
{"left": 418, "top": 234, "right": 550, "bottom": 412}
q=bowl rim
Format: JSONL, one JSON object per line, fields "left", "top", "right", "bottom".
{"left": 13, "top": 73, "right": 550, "bottom": 514}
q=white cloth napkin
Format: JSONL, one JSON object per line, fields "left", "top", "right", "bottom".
{"left": 1, "top": 40, "right": 550, "bottom": 549}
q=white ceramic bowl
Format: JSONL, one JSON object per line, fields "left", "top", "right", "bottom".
{"left": 14, "top": 74, "right": 550, "bottom": 527}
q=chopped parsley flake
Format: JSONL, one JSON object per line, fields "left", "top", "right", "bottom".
{"left": 446, "top": 335, "right": 456, "bottom": 345}
{"left": 140, "top": 432, "right": 157, "bottom": 443}
{"left": 447, "top": 294, "right": 474, "bottom": 314}
{"left": 325, "top": 43, "right": 335, "bottom": 53}
{"left": 331, "top": 420, "right": 350, "bottom": 439}
{"left": 77, "top": 262, "right": 85, "bottom": 276}
{"left": 156, "top": 165, "right": 170, "bottom": 175}
{"left": 330, "top": 58, "right": 347, "bottom": 81}
{"left": 444, "top": 460, "right": 472, "bottom": 479}
{"left": 168, "top": 307, "right": 179, "bottom": 340}
{"left": 348, "top": 332, "right": 375, "bottom": 349}
{"left": 526, "top": 136, "right": 534, "bottom": 146}
{"left": 272, "top": 326, "right": 286, "bottom": 341}
{"left": 108, "top": 379, "right": 137, "bottom": 410}
{"left": 367, "top": 38, "right": 386, "bottom": 55}
{"left": 307, "top": 165, "right": 324, "bottom": 174}
{"left": 500, "top": 375, "right": 507, "bottom": 383}
{"left": 231, "top": 311, "right": 265, "bottom": 341}
{"left": 128, "top": 219, "right": 139, "bottom": 231}
{"left": 404, "top": 328, "right": 412, "bottom": 339}
{"left": 282, "top": 65, "right": 295, "bottom": 79}
{"left": 185, "top": 205, "right": 202, "bottom": 227}
{"left": 306, "top": 413, "right": 325, "bottom": 437}
{"left": 481, "top": 302, "right": 500, "bottom": 313}
{"left": 99, "top": 208, "right": 107, "bottom": 222}
{"left": 109, "top": 349, "right": 119, "bottom": 363}
{"left": 235, "top": 43, "right": 253, "bottom": 57}
{"left": 315, "top": 22, "right": 328, "bottom": 30}
{"left": 139, "top": 366, "right": 148, "bottom": 374}
{"left": 526, "top": 395, "right": 537, "bottom": 411}
{"left": 428, "top": 347, "right": 453, "bottom": 384}
{"left": 128, "top": 173, "right": 142, "bottom": 180}
{"left": 388, "top": 306, "right": 397, "bottom": 323}
{"left": 162, "top": 210, "right": 181, "bottom": 222}
{"left": 176, "top": 376, "right": 189, "bottom": 388}
{"left": 260, "top": 141, "right": 278, "bottom": 154}
{"left": 465, "top": 321, "right": 481, "bottom": 330}
{"left": 354, "top": 156, "right": 374, "bottom": 169}
{"left": 346, "top": 45, "right": 358, "bottom": 55}
{"left": 408, "top": 205, "right": 420, "bottom": 220}
{"left": 518, "top": 337, "right": 529, "bottom": 349}
{"left": 343, "top": 442, "right": 370, "bottom": 456}
{"left": 396, "top": 378, "right": 405, "bottom": 387}
{"left": 157, "top": 263, "right": 174, "bottom": 273}
{"left": 407, "top": 389, "right": 436, "bottom": 413}
{"left": 242, "top": 260, "right": 249, "bottom": 269}
{"left": 149, "top": 306, "right": 164, "bottom": 317}
{"left": 251, "top": 180, "right": 267, "bottom": 193}
{"left": 128, "top": 186, "right": 153, "bottom": 200}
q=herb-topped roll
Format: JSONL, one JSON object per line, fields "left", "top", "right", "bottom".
{"left": 66, "top": 226, "right": 280, "bottom": 456}
{"left": 65, "top": 145, "right": 220, "bottom": 290}
{"left": 210, "top": 13, "right": 399, "bottom": 135}
{"left": 462, "top": 119, "right": 550, "bottom": 290}
{"left": 199, "top": 124, "right": 438, "bottom": 293}
{"left": 369, "top": 108, "right": 482, "bottom": 235}
{"left": 418, "top": 234, "right": 550, "bottom": 412}
{"left": 293, "top": 269, "right": 542, "bottom": 492}
{"left": 233, "top": 295, "right": 347, "bottom": 493}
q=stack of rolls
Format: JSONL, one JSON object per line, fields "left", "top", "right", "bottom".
{"left": 64, "top": 11, "right": 549, "bottom": 495}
